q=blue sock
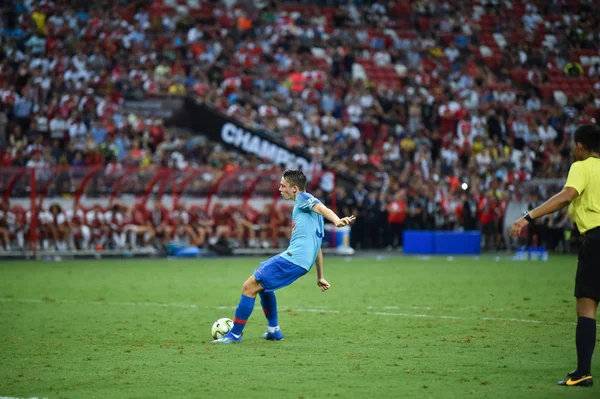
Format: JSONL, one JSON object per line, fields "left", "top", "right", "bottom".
{"left": 259, "top": 291, "right": 279, "bottom": 328}
{"left": 230, "top": 294, "right": 255, "bottom": 336}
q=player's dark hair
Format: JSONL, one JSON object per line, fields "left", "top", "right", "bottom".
{"left": 574, "top": 124, "right": 600, "bottom": 152}
{"left": 282, "top": 169, "right": 307, "bottom": 191}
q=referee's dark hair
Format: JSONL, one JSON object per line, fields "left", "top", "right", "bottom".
{"left": 283, "top": 169, "right": 307, "bottom": 191}
{"left": 574, "top": 124, "right": 600, "bottom": 152}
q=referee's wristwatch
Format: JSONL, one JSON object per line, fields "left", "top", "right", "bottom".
{"left": 522, "top": 210, "right": 534, "bottom": 222}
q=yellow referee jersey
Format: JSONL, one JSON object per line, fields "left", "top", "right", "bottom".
{"left": 565, "top": 157, "right": 600, "bottom": 234}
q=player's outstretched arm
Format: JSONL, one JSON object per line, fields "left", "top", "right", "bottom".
{"left": 311, "top": 202, "right": 356, "bottom": 227}
{"left": 315, "top": 248, "right": 330, "bottom": 291}
{"left": 509, "top": 187, "right": 579, "bottom": 237}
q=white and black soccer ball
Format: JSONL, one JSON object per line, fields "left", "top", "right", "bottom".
{"left": 211, "top": 318, "right": 234, "bottom": 339}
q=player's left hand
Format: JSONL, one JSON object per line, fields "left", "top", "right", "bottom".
{"left": 509, "top": 217, "right": 529, "bottom": 237}
{"left": 335, "top": 215, "right": 356, "bottom": 227}
{"left": 317, "top": 278, "right": 331, "bottom": 292}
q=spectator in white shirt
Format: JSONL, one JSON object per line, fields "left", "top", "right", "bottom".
{"left": 475, "top": 148, "right": 492, "bottom": 173}
{"left": 35, "top": 113, "right": 49, "bottom": 134}
{"left": 373, "top": 51, "right": 391, "bottom": 66}
{"left": 134, "top": 10, "right": 150, "bottom": 30}
{"left": 342, "top": 123, "right": 361, "bottom": 140}
{"left": 321, "top": 111, "right": 337, "bottom": 129}
{"left": 47, "top": 14, "right": 65, "bottom": 29}
{"left": 470, "top": 112, "right": 486, "bottom": 137}
{"left": 187, "top": 23, "right": 203, "bottom": 43}
{"left": 30, "top": 57, "right": 50, "bottom": 73}
{"left": 346, "top": 102, "right": 363, "bottom": 124}
{"left": 462, "top": 89, "right": 479, "bottom": 110}
{"left": 355, "top": 30, "right": 369, "bottom": 45}
{"left": 383, "top": 137, "right": 401, "bottom": 161}
{"left": 589, "top": 63, "right": 600, "bottom": 77}
{"left": 26, "top": 151, "right": 48, "bottom": 168}
{"left": 49, "top": 116, "right": 68, "bottom": 140}
{"left": 301, "top": 113, "right": 322, "bottom": 140}
{"left": 496, "top": 88, "right": 516, "bottom": 104}
{"left": 526, "top": 95, "right": 541, "bottom": 111}
{"left": 444, "top": 42, "right": 460, "bottom": 63}
{"left": 522, "top": 10, "right": 542, "bottom": 33}
{"left": 370, "top": 1, "right": 386, "bottom": 14}
{"left": 526, "top": 68, "right": 542, "bottom": 86}
{"left": 441, "top": 144, "right": 460, "bottom": 167}
{"left": 69, "top": 115, "right": 88, "bottom": 140}
{"left": 512, "top": 116, "right": 530, "bottom": 143}
{"left": 359, "top": 90, "right": 374, "bottom": 109}
{"left": 25, "top": 34, "right": 46, "bottom": 55}
{"left": 538, "top": 121, "right": 557, "bottom": 142}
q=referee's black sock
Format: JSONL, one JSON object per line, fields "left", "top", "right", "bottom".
{"left": 575, "top": 316, "right": 596, "bottom": 376}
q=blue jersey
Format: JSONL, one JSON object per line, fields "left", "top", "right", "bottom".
{"left": 279, "top": 192, "right": 324, "bottom": 271}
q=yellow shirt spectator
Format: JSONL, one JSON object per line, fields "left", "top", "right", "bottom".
{"left": 400, "top": 137, "right": 416, "bottom": 152}
{"left": 168, "top": 83, "right": 186, "bottom": 95}
{"left": 32, "top": 11, "right": 46, "bottom": 34}
{"left": 472, "top": 138, "right": 484, "bottom": 155}
{"left": 140, "top": 154, "right": 151, "bottom": 168}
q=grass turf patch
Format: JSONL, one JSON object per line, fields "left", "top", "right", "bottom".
{"left": 0, "top": 255, "right": 597, "bottom": 399}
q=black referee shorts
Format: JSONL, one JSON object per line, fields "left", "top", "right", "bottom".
{"left": 575, "top": 227, "right": 600, "bottom": 302}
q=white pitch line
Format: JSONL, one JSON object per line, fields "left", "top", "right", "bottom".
{"left": 481, "top": 317, "right": 541, "bottom": 324}
{"left": 371, "top": 311, "right": 461, "bottom": 320}
{"left": 0, "top": 397, "right": 49, "bottom": 399}
{"left": 0, "top": 299, "right": 497, "bottom": 314}
{"left": 292, "top": 308, "right": 340, "bottom": 314}
{"left": 94, "top": 301, "right": 200, "bottom": 309}
{"left": 0, "top": 297, "right": 201, "bottom": 309}
{"left": 0, "top": 297, "right": 558, "bottom": 325}
{"left": 0, "top": 298, "right": 45, "bottom": 304}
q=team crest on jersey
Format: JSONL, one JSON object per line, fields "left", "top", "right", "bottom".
{"left": 315, "top": 229, "right": 323, "bottom": 239}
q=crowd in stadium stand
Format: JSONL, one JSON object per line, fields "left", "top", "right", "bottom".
{"left": 0, "top": 0, "right": 598, "bottom": 253}
{"left": 0, "top": 200, "right": 292, "bottom": 252}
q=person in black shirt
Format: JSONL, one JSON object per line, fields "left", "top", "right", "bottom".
{"left": 335, "top": 187, "right": 356, "bottom": 219}
{"left": 350, "top": 183, "right": 368, "bottom": 249}
{"left": 462, "top": 191, "right": 478, "bottom": 231}
{"left": 525, "top": 192, "right": 544, "bottom": 248}
{"left": 363, "top": 191, "right": 383, "bottom": 249}
{"left": 487, "top": 109, "right": 504, "bottom": 143}
{"left": 544, "top": 208, "right": 569, "bottom": 253}
{"left": 343, "top": 49, "right": 355, "bottom": 81}
{"left": 405, "top": 191, "right": 424, "bottom": 230}
{"left": 422, "top": 189, "right": 437, "bottom": 230}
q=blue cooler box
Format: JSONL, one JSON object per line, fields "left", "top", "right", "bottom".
{"left": 402, "top": 231, "right": 434, "bottom": 254}
{"left": 403, "top": 231, "right": 481, "bottom": 255}
{"left": 434, "top": 231, "right": 481, "bottom": 255}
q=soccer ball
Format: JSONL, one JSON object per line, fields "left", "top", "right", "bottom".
{"left": 211, "top": 318, "right": 234, "bottom": 339}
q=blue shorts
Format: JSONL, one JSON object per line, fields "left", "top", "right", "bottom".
{"left": 253, "top": 255, "right": 307, "bottom": 292}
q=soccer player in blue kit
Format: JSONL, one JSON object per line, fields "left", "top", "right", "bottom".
{"left": 212, "top": 169, "right": 355, "bottom": 344}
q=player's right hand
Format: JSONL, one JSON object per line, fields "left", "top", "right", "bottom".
{"left": 509, "top": 217, "right": 529, "bottom": 237}
{"left": 335, "top": 215, "right": 356, "bottom": 227}
{"left": 317, "top": 278, "right": 331, "bottom": 291}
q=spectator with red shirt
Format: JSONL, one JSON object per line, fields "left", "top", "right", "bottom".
{"left": 386, "top": 190, "right": 407, "bottom": 249}
{"left": 478, "top": 192, "right": 499, "bottom": 251}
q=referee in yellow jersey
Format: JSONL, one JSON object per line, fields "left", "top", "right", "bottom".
{"left": 510, "top": 123, "right": 600, "bottom": 387}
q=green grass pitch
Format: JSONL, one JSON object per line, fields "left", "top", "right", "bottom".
{"left": 0, "top": 255, "right": 598, "bottom": 399}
